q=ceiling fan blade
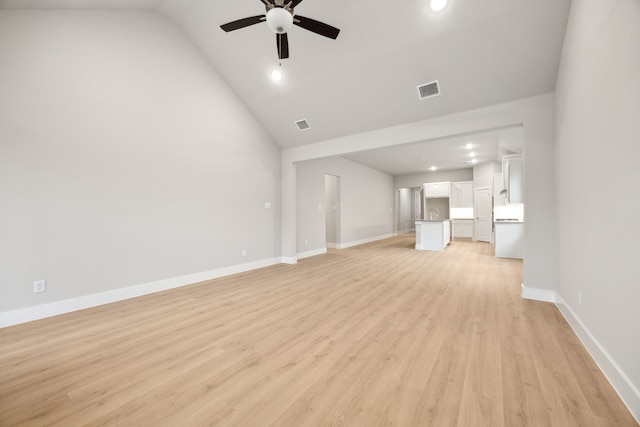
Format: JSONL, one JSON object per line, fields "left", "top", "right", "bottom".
{"left": 277, "top": 33, "right": 290, "bottom": 59}
{"left": 259, "top": 0, "right": 275, "bottom": 6}
{"left": 290, "top": 0, "right": 304, "bottom": 7}
{"left": 293, "top": 15, "right": 340, "bottom": 39}
{"left": 220, "top": 15, "right": 265, "bottom": 32}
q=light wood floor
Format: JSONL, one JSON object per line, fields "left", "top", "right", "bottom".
{"left": 1, "top": 235, "right": 637, "bottom": 426}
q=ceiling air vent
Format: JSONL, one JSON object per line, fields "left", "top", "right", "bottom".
{"left": 295, "top": 119, "right": 311, "bottom": 131}
{"left": 417, "top": 80, "right": 440, "bottom": 100}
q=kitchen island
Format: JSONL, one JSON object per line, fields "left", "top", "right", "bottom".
{"left": 415, "top": 219, "right": 451, "bottom": 251}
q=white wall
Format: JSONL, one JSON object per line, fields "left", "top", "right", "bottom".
{"left": 296, "top": 157, "right": 394, "bottom": 255}
{"left": 520, "top": 99, "right": 557, "bottom": 297}
{"left": 555, "top": 0, "right": 640, "bottom": 418}
{"left": 0, "top": 11, "right": 281, "bottom": 315}
{"left": 472, "top": 161, "right": 501, "bottom": 190}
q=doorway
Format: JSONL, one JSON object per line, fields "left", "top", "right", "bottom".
{"left": 474, "top": 186, "right": 493, "bottom": 243}
{"left": 414, "top": 188, "right": 422, "bottom": 221}
{"left": 325, "top": 174, "right": 340, "bottom": 248}
{"left": 396, "top": 187, "right": 422, "bottom": 234}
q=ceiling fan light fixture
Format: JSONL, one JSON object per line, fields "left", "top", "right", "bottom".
{"left": 266, "top": 8, "right": 293, "bottom": 34}
{"left": 430, "top": 0, "right": 449, "bottom": 12}
{"left": 271, "top": 68, "right": 283, "bottom": 81}
{"left": 220, "top": 3, "right": 340, "bottom": 59}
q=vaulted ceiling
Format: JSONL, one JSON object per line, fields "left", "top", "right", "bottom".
{"left": 0, "top": 0, "right": 572, "bottom": 172}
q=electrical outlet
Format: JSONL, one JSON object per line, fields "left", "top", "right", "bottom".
{"left": 241, "top": 249, "right": 247, "bottom": 257}
{"left": 304, "top": 239, "right": 308, "bottom": 246}
{"left": 34, "top": 280, "right": 46, "bottom": 293}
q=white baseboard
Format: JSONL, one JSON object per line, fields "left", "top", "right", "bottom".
{"left": 297, "top": 247, "right": 327, "bottom": 260}
{"left": 555, "top": 297, "right": 640, "bottom": 424}
{"left": 326, "top": 242, "right": 337, "bottom": 249}
{"left": 280, "top": 256, "right": 297, "bottom": 265}
{"left": 335, "top": 233, "right": 396, "bottom": 249}
{"left": 0, "top": 257, "right": 281, "bottom": 328}
{"left": 521, "top": 283, "right": 556, "bottom": 303}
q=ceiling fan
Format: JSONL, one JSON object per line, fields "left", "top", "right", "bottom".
{"left": 220, "top": 0, "right": 340, "bottom": 60}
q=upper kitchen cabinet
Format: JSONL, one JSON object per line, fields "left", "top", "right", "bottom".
{"left": 502, "top": 155, "right": 523, "bottom": 204}
{"left": 424, "top": 182, "right": 450, "bottom": 198}
{"left": 450, "top": 181, "right": 473, "bottom": 208}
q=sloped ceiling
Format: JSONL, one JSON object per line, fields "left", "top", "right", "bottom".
{"left": 0, "top": 0, "right": 572, "bottom": 172}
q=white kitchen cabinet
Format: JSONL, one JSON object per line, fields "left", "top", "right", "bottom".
{"left": 461, "top": 182, "right": 473, "bottom": 207}
{"left": 494, "top": 221, "right": 524, "bottom": 259}
{"left": 450, "top": 183, "right": 460, "bottom": 207}
{"left": 443, "top": 220, "right": 451, "bottom": 247}
{"left": 415, "top": 220, "right": 451, "bottom": 251}
{"left": 424, "top": 182, "right": 450, "bottom": 198}
{"left": 502, "top": 155, "right": 523, "bottom": 204}
{"left": 452, "top": 219, "right": 473, "bottom": 238}
{"left": 451, "top": 181, "right": 473, "bottom": 208}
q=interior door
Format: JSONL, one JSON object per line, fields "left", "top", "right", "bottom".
{"left": 474, "top": 186, "right": 493, "bottom": 243}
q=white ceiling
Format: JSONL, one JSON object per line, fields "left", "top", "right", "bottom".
{"left": 0, "top": 0, "right": 571, "bottom": 175}
{"left": 344, "top": 125, "right": 524, "bottom": 175}
{"left": 0, "top": 0, "right": 163, "bottom": 9}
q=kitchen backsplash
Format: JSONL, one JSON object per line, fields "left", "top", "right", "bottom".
{"left": 450, "top": 207, "right": 474, "bottom": 219}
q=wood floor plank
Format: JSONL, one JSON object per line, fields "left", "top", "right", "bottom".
{"left": 0, "top": 235, "right": 637, "bottom": 426}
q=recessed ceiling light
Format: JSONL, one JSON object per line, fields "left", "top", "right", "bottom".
{"left": 471, "top": 158, "right": 478, "bottom": 164}
{"left": 430, "top": 0, "right": 448, "bottom": 12}
{"left": 430, "top": 166, "right": 437, "bottom": 171}
{"left": 271, "top": 68, "right": 283, "bottom": 82}
{"left": 469, "top": 152, "right": 476, "bottom": 157}
{"left": 465, "top": 143, "right": 473, "bottom": 149}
